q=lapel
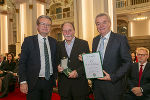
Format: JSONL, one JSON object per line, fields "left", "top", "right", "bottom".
{"left": 141, "top": 62, "right": 150, "bottom": 80}
{"left": 94, "top": 35, "right": 101, "bottom": 52}
{"left": 33, "top": 35, "right": 41, "bottom": 64}
{"left": 70, "top": 38, "right": 78, "bottom": 58}
{"left": 48, "top": 37, "right": 53, "bottom": 57}
{"left": 61, "top": 37, "right": 77, "bottom": 58}
{"left": 134, "top": 63, "right": 139, "bottom": 79}
{"left": 62, "top": 40, "right": 68, "bottom": 58}
{"left": 103, "top": 32, "right": 114, "bottom": 64}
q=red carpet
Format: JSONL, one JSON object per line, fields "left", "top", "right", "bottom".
{"left": 0, "top": 88, "right": 60, "bottom": 100}
{"left": 0, "top": 88, "right": 94, "bottom": 100}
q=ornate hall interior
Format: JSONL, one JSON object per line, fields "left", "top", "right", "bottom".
{"left": 0, "top": 0, "right": 150, "bottom": 57}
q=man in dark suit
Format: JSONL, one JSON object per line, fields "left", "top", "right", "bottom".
{"left": 19, "top": 15, "right": 57, "bottom": 100}
{"left": 92, "top": 13, "right": 131, "bottom": 100}
{"left": 126, "top": 47, "right": 150, "bottom": 100}
{"left": 57, "top": 22, "right": 90, "bottom": 100}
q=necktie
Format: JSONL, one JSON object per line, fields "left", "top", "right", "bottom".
{"left": 99, "top": 37, "right": 106, "bottom": 64}
{"left": 138, "top": 64, "right": 143, "bottom": 87}
{"left": 43, "top": 38, "right": 50, "bottom": 80}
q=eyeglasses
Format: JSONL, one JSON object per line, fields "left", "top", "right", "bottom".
{"left": 62, "top": 29, "right": 73, "bottom": 33}
{"left": 137, "top": 54, "right": 148, "bottom": 57}
{"left": 96, "top": 21, "right": 109, "bottom": 26}
{"left": 39, "top": 22, "right": 51, "bottom": 27}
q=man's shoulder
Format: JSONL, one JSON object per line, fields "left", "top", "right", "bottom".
{"left": 146, "top": 62, "right": 150, "bottom": 66}
{"left": 24, "top": 35, "right": 37, "bottom": 41}
{"left": 111, "top": 32, "right": 126, "bottom": 38}
{"left": 48, "top": 36, "right": 57, "bottom": 42}
{"left": 93, "top": 35, "right": 100, "bottom": 40}
{"left": 75, "top": 37, "right": 88, "bottom": 43}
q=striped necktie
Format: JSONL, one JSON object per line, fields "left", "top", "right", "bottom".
{"left": 43, "top": 38, "right": 50, "bottom": 80}
{"left": 99, "top": 37, "right": 106, "bottom": 64}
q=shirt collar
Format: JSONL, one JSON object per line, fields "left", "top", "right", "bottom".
{"left": 139, "top": 61, "right": 147, "bottom": 66}
{"left": 38, "top": 34, "right": 48, "bottom": 40}
{"left": 65, "top": 37, "right": 75, "bottom": 45}
{"left": 101, "top": 31, "right": 111, "bottom": 40}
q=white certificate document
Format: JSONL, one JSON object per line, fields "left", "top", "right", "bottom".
{"left": 82, "top": 52, "right": 104, "bottom": 79}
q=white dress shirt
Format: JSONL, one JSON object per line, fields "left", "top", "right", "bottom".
{"left": 38, "top": 34, "right": 53, "bottom": 77}
{"left": 97, "top": 31, "right": 111, "bottom": 57}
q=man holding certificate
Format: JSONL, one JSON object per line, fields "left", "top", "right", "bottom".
{"left": 92, "top": 13, "right": 131, "bottom": 100}
{"left": 57, "top": 22, "right": 90, "bottom": 100}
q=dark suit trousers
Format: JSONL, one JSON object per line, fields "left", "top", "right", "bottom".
{"left": 60, "top": 95, "right": 88, "bottom": 100}
{"left": 93, "top": 80, "right": 123, "bottom": 100}
{"left": 27, "top": 78, "right": 53, "bottom": 100}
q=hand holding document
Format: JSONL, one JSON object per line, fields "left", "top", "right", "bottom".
{"left": 82, "top": 52, "right": 104, "bottom": 79}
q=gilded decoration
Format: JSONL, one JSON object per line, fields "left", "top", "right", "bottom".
{"left": 49, "top": 0, "right": 73, "bottom": 20}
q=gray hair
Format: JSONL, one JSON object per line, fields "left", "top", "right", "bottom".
{"left": 61, "top": 22, "right": 75, "bottom": 31}
{"left": 36, "top": 15, "right": 52, "bottom": 25}
{"left": 95, "top": 13, "right": 111, "bottom": 24}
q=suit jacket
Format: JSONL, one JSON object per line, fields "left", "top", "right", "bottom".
{"left": 128, "top": 62, "right": 150, "bottom": 98}
{"left": 57, "top": 37, "right": 90, "bottom": 97}
{"left": 1, "top": 61, "right": 16, "bottom": 72}
{"left": 19, "top": 35, "right": 57, "bottom": 91}
{"left": 92, "top": 32, "right": 131, "bottom": 93}
{"left": 0, "top": 61, "right": 6, "bottom": 70}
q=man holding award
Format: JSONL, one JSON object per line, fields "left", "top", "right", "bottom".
{"left": 57, "top": 22, "right": 90, "bottom": 100}
{"left": 92, "top": 13, "right": 132, "bottom": 100}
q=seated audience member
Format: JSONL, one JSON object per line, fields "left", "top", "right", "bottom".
{"left": 0, "top": 53, "right": 16, "bottom": 98}
{"left": 0, "top": 54, "right": 5, "bottom": 91}
{"left": 0, "top": 55, "right": 5, "bottom": 67}
{"left": 126, "top": 47, "right": 150, "bottom": 100}
{"left": 131, "top": 52, "right": 136, "bottom": 63}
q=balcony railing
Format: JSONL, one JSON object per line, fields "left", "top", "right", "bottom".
{"left": 116, "top": 0, "right": 150, "bottom": 8}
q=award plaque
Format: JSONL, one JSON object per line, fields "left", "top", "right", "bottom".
{"left": 61, "top": 57, "right": 72, "bottom": 77}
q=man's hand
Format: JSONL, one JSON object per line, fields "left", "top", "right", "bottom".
{"left": 57, "top": 65, "right": 64, "bottom": 73}
{"left": 69, "top": 70, "right": 78, "bottom": 78}
{"left": 78, "top": 53, "right": 86, "bottom": 62}
{"left": 20, "top": 83, "right": 28, "bottom": 94}
{"left": 131, "top": 87, "right": 143, "bottom": 96}
{"left": 13, "top": 73, "right": 17, "bottom": 76}
{"left": 98, "top": 70, "right": 111, "bottom": 81}
{"left": 0, "top": 70, "right": 3, "bottom": 74}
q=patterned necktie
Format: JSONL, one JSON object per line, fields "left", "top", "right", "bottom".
{"left": 43, "top": 38, "right": 50, "bottom": 80}
{"left": 99, "top": 37, "right": 106, "bottom": 64}
{"left": 138, "top": 64, "right": 143, "bottom": 87}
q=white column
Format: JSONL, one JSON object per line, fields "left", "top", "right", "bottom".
{"left": 16, "top": 8, "right": 21, "bottom": 56}
{"left": 108, "top": 0, "right": 117, "bottom": 32}
{"left": 74, "top": 0, "right": 94, "bottom": 50}
{"left": 128, "top": 21, "right": 132, "bottom": 37}
{"left": 93, "top": 0, "right": 107, "bottom": 36}
{"left": 7, "top": 15, "right": 14, "bottom": 45}
{"left": 20, "top": 3, "right": 27, "bottom": 45}
{"left": 0, "top": 14, "right": 8, "bottom": 54}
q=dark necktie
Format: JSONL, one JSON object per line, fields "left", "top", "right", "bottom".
{"left": 99, "top": 37, "right": 106, "bottom": 64}
{"left": 43, "top": 38, "right": 50, "bottom": 80}
{"left": 138, "top": 64, "right": 143, "bottom": 87}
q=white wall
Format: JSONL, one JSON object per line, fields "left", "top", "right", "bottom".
{"left": 130, "top": 19, "right": 150, "bottom": 37}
